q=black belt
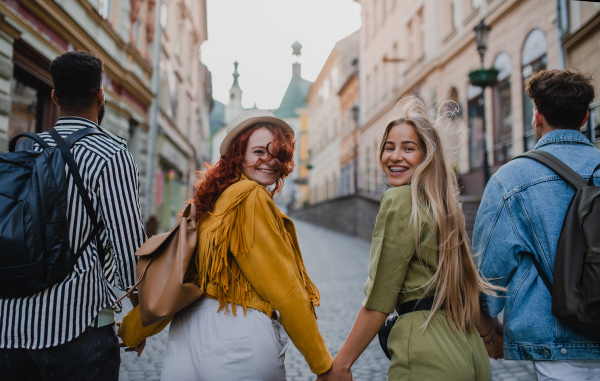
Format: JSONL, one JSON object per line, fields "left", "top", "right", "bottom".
{"left": 397, "top": 296, "right": 442, "bottom": 316}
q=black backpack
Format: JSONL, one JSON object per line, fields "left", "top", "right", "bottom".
{"left": 517, "top": 150, "right": 600, "bottom": 340}
{"left": 0, "top": 128, "right": 105, "bottom": 298}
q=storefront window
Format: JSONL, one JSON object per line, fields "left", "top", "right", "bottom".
{"left": 8, "top": 77, "right": 38, "bottom": 141}
{"left": 8, "top": 41, "right": 56, "bottom": 145}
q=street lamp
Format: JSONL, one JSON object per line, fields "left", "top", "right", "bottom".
{"left": 474, "top": 19, "right": 491, "bottom": 69}
{"left": 469, "top": 19, "right": 497, "bottom": 186}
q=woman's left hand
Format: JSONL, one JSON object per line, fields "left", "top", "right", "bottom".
{"left": 483, "top": 317, "right": 504, "bottom": 360}
{"left": 316, "top": 364, "right": 354, "bottom": 381}
{"left": 116, "top": 320, "right": 146, "bottom": 357}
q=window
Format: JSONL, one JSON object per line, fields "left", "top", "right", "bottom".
{"left": 98, "top": 0, "right": 111, "bottom": 20}
{"left": 160, "top": 2, "right": 168, "bottom": 29}
{"left": 373, "top": 0, "right": 378, "bottom": 34}
{"left": 374, "top": 65, "right": 380, "bottom": 101}
{"left": 365, "top": 147, "right": 371, "bottom": 193}
{"left": 322, "top": 79, "right": 330, "bottom": 100}
{"left": 365, "top": 74, "right": 370, "bottom": 109}
{"left": 492, "top": 52, "right": 513, "bottom": 164}
{"left": 392, "top": 42, "right": 398, "bottom": 87}
{"left": 407, "top": 20, "right": 414, "bottom": 63}
{"left": 449, "top": 0, "right": 458, "bottom": 31}
{"left": 468, "top": 92, "right": 484, "bottom": 170}
{"left": 418, "top": 8, "right": 425, "bottom": 59}
{"left": 128, "top": 118, "right": 139, "bottom": 160}
{"left": 7, "top": 41, "right": 57, "bottom": 147}
{"left": 521, "top": 29, "right": 547, "bottom": 152}
{"left": 166, "top": 63, "right": 179, "bottom": 119}
{"left": 331, "top": 68, "right": 338, "bottom": 89}
{"left": 583, "top": 101, "right": 600, "bottom": 142}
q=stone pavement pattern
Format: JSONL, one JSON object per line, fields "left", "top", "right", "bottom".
{"left": 117, "top": 219, "right": 535, "bottom": 380}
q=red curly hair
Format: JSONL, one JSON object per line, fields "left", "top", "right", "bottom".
{"left": 193, "top": 123, "right": 295, "bottom": 221}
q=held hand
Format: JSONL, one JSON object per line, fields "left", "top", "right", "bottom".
{"left": 116, "top": 321, "right": 146, "bottom": 357}
{"left": 324, "top": 364, "right": 353, "bottom": 381}
{"left": 482, "top": 318, "right": 504, "bottom": 360}
{"left": 315, "top": 368, "right": 330, "bottom": 381}
{"left": 493, "top": 317, "right": 504, "bottom": 336}
{"left": 484, "top": 331, "right": 503, "bottom": 360}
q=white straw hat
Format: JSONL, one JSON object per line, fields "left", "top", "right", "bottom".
{"left": 220, "top": 109, "right": 294, "bottom": 156}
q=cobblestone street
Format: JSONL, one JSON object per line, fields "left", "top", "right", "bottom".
{"left": 117, "top": 219, "right": 535, "bottom": 380}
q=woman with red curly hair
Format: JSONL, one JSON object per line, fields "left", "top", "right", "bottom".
{"left": 160, "top": 110, "right": 332, "bottom": 380}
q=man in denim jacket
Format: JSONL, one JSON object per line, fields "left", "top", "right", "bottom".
{"left": 473, "top": 70, "right": 600, "bottom": 380}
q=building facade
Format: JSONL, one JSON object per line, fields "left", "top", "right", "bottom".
{"left": 149, "top": 0, "right": 212, "bottom": 230}
{"left": 353, "top": 0, "right": 600, "bottom": 200}
{"left": 0, "top": 0, "right": 212, "bottom": 232}
{"left": 1, "top": 0, "right": 155, "bottom": 213}
{"left": 275, "top": 41, "right": 312, "bottom": 211}
{"left": 306, "top": 32, "right": 358, "bottom": 204}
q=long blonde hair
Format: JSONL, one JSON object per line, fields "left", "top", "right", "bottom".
{"left": 378, "top": 96, "right": 500, "bottom": 333}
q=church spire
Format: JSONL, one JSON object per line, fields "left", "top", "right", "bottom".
{"left": 291, "top": 41, "right": 302, "bottom": 78}
{"left": 232, "top": 60, "right": 240, "bottom": 88}
{"left": 225, "top": 61, "right": 243, "bottom": 124}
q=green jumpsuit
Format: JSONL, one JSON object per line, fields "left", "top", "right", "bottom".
{"left": 363, "top": 186, "right": 492, "bottom": 381}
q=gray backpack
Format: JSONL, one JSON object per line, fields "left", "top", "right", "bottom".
{"left": 517, "top": 150, "right": 600, "bottom": 340}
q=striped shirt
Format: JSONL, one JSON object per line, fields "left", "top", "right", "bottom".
{"left": 0, "top": 117, "right": 146, "bottom": 349}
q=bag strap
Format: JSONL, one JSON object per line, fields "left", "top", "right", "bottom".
{"left": 516, "top": 150, "right": 587, "bottom": 190}
{"left": 63, "top": 127, "right": 106, "bottom": 147}
{"left": 9, "top": 132, "right": 50, "bottom": 152}
{"left": 588, "top": 163, "right": 600, "bottom": 186}
{"left": 49, "top": 128, "right": 106, "bottom": 260}
{"left": 114, "top": 204, "right": 196, "bottom": 303}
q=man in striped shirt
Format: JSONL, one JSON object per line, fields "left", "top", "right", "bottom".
{"left": 0, "top": 51, "right": 146, "bottom": 380}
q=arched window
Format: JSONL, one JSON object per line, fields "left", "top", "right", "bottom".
{"left": 521, "top": 29, "right": 547, "bottom": 151}
{"left": 493, "top": 52, "right": 513, "bottom": 163}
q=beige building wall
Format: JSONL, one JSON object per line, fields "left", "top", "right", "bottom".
{"left": 307, "top": 48, "right": 341, "bottom": 204}
{"left": 0, "top": 0, "right": 156, "bottom": 211}
{"left": 152, "top": 0, "right": 211, "bottom": 229}
{"left": 295, "top": 107, "right": 310, "bottom": 209}
{"left": 339, "top": 74, "right": 359, "bottom": 196}
{"left": 356, "top": 0, "right": 564, "bottom": 198}
{"left": 562, "top": 1, "right": 600, "bottom": 147}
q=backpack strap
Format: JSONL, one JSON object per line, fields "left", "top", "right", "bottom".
{"left": 48, "top": 129, "right": 105, "bottom": 260}
{"left": 63, "top": 127, "right": 106, "bottom": 147}
{"left": 516, "top": 150, "right": 587, "bottom": 190}
{"left": 588, "top": 163, "right": 600, "bottom": 186}
{"left": 9, "top": 132, "right": 51, "bottom": 152}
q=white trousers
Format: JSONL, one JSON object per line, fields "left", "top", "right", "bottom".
{"left": 160, "top": 298, "right": 288, "bottom": 381}
{"left": 533, "top": 361, "right": 600, "bottom": 381}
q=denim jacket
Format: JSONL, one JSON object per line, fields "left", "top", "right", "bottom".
{"left": 473, "top": 129, "right": 600, "bottom": 361}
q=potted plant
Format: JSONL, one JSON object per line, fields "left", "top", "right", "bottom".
{"left": 468, "top": 68, "right": 500, "bottom": 87}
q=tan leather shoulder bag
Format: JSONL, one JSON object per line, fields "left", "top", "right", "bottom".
{"left": 118, "top": 203, "right": 203, "bottom": 327}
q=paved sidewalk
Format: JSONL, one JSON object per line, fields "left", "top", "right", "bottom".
{"left": 117, "top": 219, "right": 535, "bottom": 380}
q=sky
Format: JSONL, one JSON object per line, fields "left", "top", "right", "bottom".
{"left": 201, "top": 0, "right": 362, "bottom": 110}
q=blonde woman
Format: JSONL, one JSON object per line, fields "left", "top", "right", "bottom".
{"left": 321, "top": 97, "right": 502, "bottom": 380}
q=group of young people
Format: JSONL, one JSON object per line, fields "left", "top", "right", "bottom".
{"left": 1, "top": 51, "right": 599, "bottom": 381}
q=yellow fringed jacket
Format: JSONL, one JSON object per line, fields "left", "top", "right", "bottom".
{"left": 192, "top": 175, "right": 332, "bottom": 374}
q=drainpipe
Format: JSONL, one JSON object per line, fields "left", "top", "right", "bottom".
{"left": 556, "top": 0, "right": 567, "bottom": 69}
{"left": 145, "top": 0, "right": 163, "bottom": 219}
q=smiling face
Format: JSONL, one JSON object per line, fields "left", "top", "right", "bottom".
{"left": 241, "top": 127, "right": 281, "bottom": 186}
{"left": 381, "top": 122, "right": 425, "bottom": 187}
